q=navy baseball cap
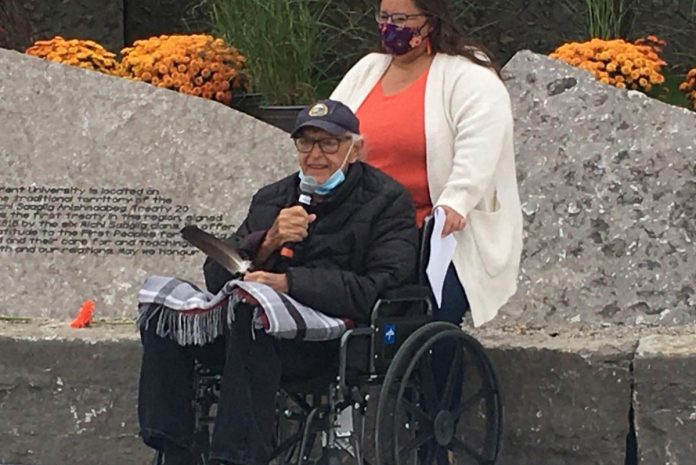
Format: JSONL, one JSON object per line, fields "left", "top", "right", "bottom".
{"left": 291, "top": 99, "right": 360, "bottom": 138}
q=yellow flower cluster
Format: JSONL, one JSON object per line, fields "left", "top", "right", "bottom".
{"left": 25, "top": 36, "right": 121, "bottom": 76}
{"left": 119, "top": 34, "right": 249, "bottom": 105}
{"left": 550, "top": 37, "right": 666, "bottom": 93}
{"left": 679, "top": 68, "right": 696, "bottom": 109}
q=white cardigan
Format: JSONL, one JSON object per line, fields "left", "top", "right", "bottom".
{"left": 331, "top": 52, "right": 523, "bottom": 326}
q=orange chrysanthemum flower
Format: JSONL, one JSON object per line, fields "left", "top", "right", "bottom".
{"left": 549, "top": 36, "right": 667, "bottom": 94}
{"left": 679, "top": 68, "right": 696, "bottom": 109}
{"left": 119, "top": 34, "right": 250, "bottom": 105}
{"left": 25, "top": 36, "right": 121, "bottom": 76}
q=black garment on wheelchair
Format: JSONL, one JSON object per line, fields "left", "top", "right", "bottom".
{"left": 139, "top": 161, "right": 418, "bottom": 465}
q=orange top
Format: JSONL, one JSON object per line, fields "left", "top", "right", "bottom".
{"left": 356, "top": 68, "right": 432, "bottom": 227}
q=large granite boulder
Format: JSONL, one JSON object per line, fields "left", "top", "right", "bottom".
{"left": 0, "top": 48, "right": 296, "bottom": 319}
{"left": 500, "top": 50, "right": 696, "bottom": 327}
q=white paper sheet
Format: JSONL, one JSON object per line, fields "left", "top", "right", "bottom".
{"left": 426, "top": 207, "right": 458, "bottom": 309}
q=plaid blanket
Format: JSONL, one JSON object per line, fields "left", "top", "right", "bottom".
{"left": 137, "top": 275, "right": 355, "bottom": 346}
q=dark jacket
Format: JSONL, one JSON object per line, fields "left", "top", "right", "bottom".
{"left": 203, "top": 162, "right": 418, "bottom": 323}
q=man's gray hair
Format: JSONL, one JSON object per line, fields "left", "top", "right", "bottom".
{"left": 348, "top": 132, "right": 363, "bottom": 142}
{"left": 347, "top": 132, "right": 366, "bottom": 160}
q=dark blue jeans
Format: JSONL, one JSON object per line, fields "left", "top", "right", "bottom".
{"left": 433, "top": 263, "right": 470, "bottom": 326}
{"left": 432, "top": 263, "right": 469, "bottom": 409}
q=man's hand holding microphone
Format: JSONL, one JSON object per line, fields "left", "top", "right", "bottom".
{"left": 243, "top": 206, "right": 316, "bottom": 293}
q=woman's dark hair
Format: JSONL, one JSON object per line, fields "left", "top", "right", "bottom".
{"left": 378, "top": 0, "right": 501, "bottom": 76}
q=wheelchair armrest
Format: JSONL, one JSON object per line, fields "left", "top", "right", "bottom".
{"left": 379, "top": 285, "right": 431, "bottom": 302}
{"left": 338, "top": 327, "right": 374, "bottom": 390}
{"left": 337, "top": 286, "right": 433, "bottom": 390}
{"left": 371, "top": 285, "right": 432, "bottom": 321}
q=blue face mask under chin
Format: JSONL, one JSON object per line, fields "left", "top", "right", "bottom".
{"left": 299, "top": 140, "right": 355, "bottom": 196}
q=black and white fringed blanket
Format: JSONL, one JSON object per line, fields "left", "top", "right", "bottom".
{"left": 137, "top": 276, "right": 355, "bottom": 346}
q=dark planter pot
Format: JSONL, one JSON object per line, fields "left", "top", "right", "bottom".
{"left": 229, "top": 92, "right": 264, "bottom": 118}
{"left": 254, "top": 105, "right": 305, "bottom": 133}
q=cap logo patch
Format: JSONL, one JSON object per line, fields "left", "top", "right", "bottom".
{"left": 308, "top": 103, "right": 329, "bottom": 117}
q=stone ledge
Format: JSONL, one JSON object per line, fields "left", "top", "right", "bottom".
{"left": 634, "top": 334, "right": 696, "bottom": 465}
{"left": 1, "top": 322, "right": 694, "bottom": 465}
{"left": 477, "top": 327, "right": 635, "bottom": 465}
{"left": 0, "top": 319, "right": 139, "bottom": 342}
{"left": 0, "top": 324, "right": 146, "bottom": 465}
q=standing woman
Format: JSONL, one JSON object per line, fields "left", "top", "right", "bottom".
{"left": 331, "top": 0, "right": 523, "bottom": 329}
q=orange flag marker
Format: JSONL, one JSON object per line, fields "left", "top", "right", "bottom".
{"left": 70, "top": 300, "right": 95, "bottom": 328}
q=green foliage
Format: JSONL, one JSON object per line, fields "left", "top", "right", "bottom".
{"left": 649, "top": 73, "right": 693, "bottom": 110}
{"left": 209, "top": 0, "right": 334, "bottom": 105}
{"left": 584, "top": 0, "right": 632, "bottom": 39}
{"left": 315, "top": 0, "right": 377, "bottom": 97}
{"left": 210, "top": 0, "right": 480, "bottom": 102}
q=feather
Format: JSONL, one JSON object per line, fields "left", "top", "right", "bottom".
{"left": 180, "top": 225, "right": 251, "bottom": 276}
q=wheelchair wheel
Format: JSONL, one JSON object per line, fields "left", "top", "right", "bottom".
{"left": 376, "top": 322, "right": 502, "bottom": 465}
{"left": 374, "top": 322, "right": 462, "bottom": 465}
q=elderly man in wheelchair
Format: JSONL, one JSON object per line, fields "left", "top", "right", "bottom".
{"left": 136, "top": 100, "right": 502, "bottom": 465}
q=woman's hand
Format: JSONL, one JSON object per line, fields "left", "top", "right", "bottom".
{"left": 244, "top": 271, "right": 289, "bottom": 293}
{"left": 439, "top": 205, "right": 466, "bottom": 237}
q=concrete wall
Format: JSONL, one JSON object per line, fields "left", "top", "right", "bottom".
{"left": 0, "top": 327, "right": 147, "bottom": 465}
{"left": 2, "top": 323, "right": 694, "bottom": 465}
{"left": 634, "top": 335, "right": 696, "bottom": 464}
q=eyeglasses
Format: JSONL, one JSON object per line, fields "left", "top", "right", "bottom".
{"left": 375, "top": 10, "right": 426, "bottom": 28}
{"left": 293, "top": 136, "right": 351, "bottom": 154}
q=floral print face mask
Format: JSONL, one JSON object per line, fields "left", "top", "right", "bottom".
{"left": 379, "top": 22, "right": 427, "bottom": 56}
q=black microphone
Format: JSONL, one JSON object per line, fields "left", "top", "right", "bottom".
{"left": 279, "top": 189, "right": 313, "bottom": 261}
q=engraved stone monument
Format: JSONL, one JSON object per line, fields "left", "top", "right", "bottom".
{"left": 0, "top": 48, "right": 295, "bottom": 318}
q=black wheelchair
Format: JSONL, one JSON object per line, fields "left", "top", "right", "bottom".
{"left": 154, "top": 220, "right": 502, "bottom": 465}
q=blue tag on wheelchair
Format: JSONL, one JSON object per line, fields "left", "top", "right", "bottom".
{"left": 384, "top": 323, "right": 396, "bottom": 345}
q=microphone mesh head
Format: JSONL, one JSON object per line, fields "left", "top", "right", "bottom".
{"left": 299, "top": 175, "right": 320, "bottom": 195}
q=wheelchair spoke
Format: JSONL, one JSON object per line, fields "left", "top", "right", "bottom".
{"left": 400, "top": 429, "right": 435, "bottom": 456}
{"left": 269, "top": 430, "right": 304, "bottom": 461}
{"left": 452, "top": 386, "right": 488, "bottom": 418}
{"left": 378, "top": 326, "right": 502, "bottom": 465}
{"left": 451, "top": 437, "right": 485, "bottom": 463}
{"left": 437, "top": 344, "right": 464, "bottom": 411}
{"left": 418, "top": 355, "right": 439, "bottom": 413}
{"left": 400, "top": 397, "right": 433, "bottom": 423}
{"left": 419, "top": 442, "right": 440, "bottom": 465}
